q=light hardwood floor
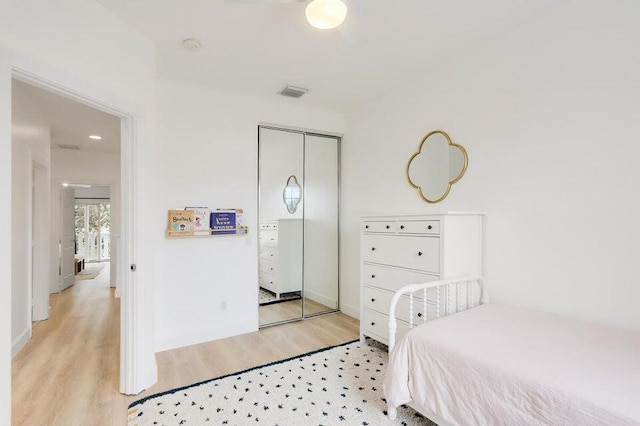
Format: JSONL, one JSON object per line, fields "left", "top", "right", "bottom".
{"left": 12, "top": 265, "right": 360, "bottom": 425}
{"left": 259, "top": 297, "right": 335, "bottom": 325}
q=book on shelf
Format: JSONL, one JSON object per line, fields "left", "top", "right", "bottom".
{"left": 185, "top": 207, "right": 210, "bottom": 235}
{"left": 210, "top": 208, "right": 246, "bottom": 235}
{"left": 167, "top": 210, "right": 195, "bottom": 236}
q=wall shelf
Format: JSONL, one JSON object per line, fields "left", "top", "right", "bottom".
{"left": 165, "top": 228, "right": 249, "bottom": 239}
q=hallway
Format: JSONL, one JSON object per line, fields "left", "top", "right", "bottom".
{"left": 11, "top": 263, "right": 127, "bottom": 425}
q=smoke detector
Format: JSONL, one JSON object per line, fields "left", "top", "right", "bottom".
{"left": 278, "top": 85, "right": 309, "bottom": 99}
{"left": 182, "top": 38, "right": 202, "bottom": 52}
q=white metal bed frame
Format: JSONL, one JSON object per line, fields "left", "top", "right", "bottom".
{"left": 386, "top": 275, "right": 487, "bottom": 421}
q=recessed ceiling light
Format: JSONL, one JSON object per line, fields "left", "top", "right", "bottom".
{"left": 89, "top": 135, "right": 102, "bottom": 140}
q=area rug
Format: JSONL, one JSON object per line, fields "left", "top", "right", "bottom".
{"left": 259, "top": 288, "right": 302, "bottom": 306}
{"left": 75, "top": 263, "right": 105, "bottom": 281}
{"left": 127, "top": 340, "right": 433, "bottom": 425}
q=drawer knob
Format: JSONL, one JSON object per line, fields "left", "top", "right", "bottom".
{"left": 270, "top": 268, "right": 273, "bottom": 270}
{"left": 427, "top": 225, "right": 433, "bottom": 230}
{"left": 371, "top": 322, "right": 375, "bottom": 326}
{"left": 270, "top": 254, "right": 274, "bottom": 257}
{"left": 365, "top": 225, "right": 369, "bottom": 229}
{"left": 270, "top": 281, "right": 273, "bottom": 284}
{"left": 371, "top": 274, "right": 376, "bottom": 278}
{"left": 371, "top": 247, "right": 376, "bottom": 251}
{"left": 417, "top": 312, "right": 423, "bottom": 317}
{"left": 418, "top": 251, "right": 423, "bottom": 256}
{"left": 371, "top": 298, "right": 375, "bottom": 302}
{"left": 400, "top": 225, "right": 405, "bottom": 229}
{"left": 385, "top": 225, "right": 390, "bottom": 229}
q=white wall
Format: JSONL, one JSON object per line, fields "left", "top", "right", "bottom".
{"left": 153, "top": 79, "right": 345, "bottom": 351}
{"left": 342, "top": 0, "right": 640, "bottom": 331}
{"left": 50, "top": 149, "right": 120, "bottom": 290}
{"left": 0, "top": 49, "right": 12, "bottom": 426}
{"left": 11, "top": 80, "right": 52, "bottom": 357}
{"left": 0, "top": 0, "right": 157, "bottom": 395}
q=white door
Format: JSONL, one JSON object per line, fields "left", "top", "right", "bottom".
{"left": 61, "top": 186, "right": 75, "bottom": 291}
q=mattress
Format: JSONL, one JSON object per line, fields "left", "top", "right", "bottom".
{"left": 384, "top": 303, "right": 640, "bottom": 425}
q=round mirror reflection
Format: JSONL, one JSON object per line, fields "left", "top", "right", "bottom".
{"left": 283, "top": 175, "right": 302, "bottom": 213}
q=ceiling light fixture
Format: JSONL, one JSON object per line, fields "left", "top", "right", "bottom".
{"left": 305, "top": 0, "right": 348, "bottom": 30}
{"left": 89, "top": 135, "right": 102, "bottom": 140}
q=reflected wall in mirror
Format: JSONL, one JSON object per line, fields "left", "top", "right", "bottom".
{"left": 406, "top": 130, "right": 468, "bottom": 203}
{"left": 303, "top": 135, "right": 339, "bottom": 317}
{"left": 258, "top": 126, "right": 340, "bottom": 327}
{"left": 283, "top": 175, "right": 302, "bottom": 214}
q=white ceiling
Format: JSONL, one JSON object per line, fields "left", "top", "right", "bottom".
{"left": 96, "top": 0, "right": 560, "bottom": 113}
{"left": 13, "top": 79, "right": 121, "bottom": 154}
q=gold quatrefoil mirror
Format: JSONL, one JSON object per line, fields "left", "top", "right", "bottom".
{"left": 406, "top": 130, "right": 468, "bottom": 203}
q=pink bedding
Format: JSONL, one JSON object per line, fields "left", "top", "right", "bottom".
{"left": 384, "top": 304, "right": 640, "bottom": 425}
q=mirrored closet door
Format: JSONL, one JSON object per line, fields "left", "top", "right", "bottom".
{"left": 258, "top": 126, "right": 340, "bottom": 327}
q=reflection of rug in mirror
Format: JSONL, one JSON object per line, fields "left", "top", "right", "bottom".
{"left": 259, "top": 287, "right": 301, "bottom": 305}
{"left": 75, "top": 263, "right": 106, "bottom": 281}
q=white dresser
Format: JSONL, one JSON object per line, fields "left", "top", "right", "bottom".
{"left": 360, "top": 213, "right": 483, "bottom": 345}
{"left": 259, "top": 219, "right": 303, "bottom": 298}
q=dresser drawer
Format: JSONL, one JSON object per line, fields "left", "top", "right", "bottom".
{"left": 364, "top": 286, "right": 437, "bottom": 321}
{"left": 260, "top": 222, "right": 278, "bottom": 231}
{"left": 259, "top": 259, "right": 276, "bottom": 275}
{"left": 395, "top": 296, "right": 437, "bottom": 324}
{"left": 397, "top": 220, "right": 440, "bottom": 235}
{"left": 362, "top": 309, "right": 412, "bottom": 344}
{"left": 363, "top": 286, "right": 393, "bottom": 314}
{"left": 363, "top": 221, "right": 396, "bottom": 233}
{"left": 363, "top": 235, "right": 440, "bottom": 273}
{"left": 259, "top": 246, "right": 278, "bottom": 261}
{"left": 363, "top": 264, "right": 438, "bottom": 294}
{"left": 259, "top": 272, "right": 277, "bottom": 291}
{"left": 259, "top": 230, "right": 278, "bottom": 246}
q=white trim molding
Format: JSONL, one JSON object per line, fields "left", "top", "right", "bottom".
{"left": 11, "top": 328, "right": 31, "bottom": 359}
{"left": 11, "top": 66, "right": 155, "bottom": 396}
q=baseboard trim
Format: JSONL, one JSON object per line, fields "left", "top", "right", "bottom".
{"left": 304, "top": 289, "right": 337, "bottom": 310}
{"left": 12, "top": 327, "right": 31, "bottom": 358}
{"left": 155, "top": 320, "right": 257, "bottom": 353}
{"left": 340, "top": 302, "right": 359, "bottom": 319}
{"left": 141, "top": 363, "right": 158, "bottom": 394}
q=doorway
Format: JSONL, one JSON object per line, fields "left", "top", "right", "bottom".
{"left": 10, "top": 69, "right": 144, "bottom": 395}
{"left": 75, "top": 194, "right": 111, "bottom": 263}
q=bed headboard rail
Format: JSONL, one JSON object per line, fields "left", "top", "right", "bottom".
{"left": 388, "top": 276, "right": 486, "bottom": 351}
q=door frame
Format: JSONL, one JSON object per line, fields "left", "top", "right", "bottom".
{"left": 11, "top": 67, "right": 145, "bottom": 395}
{"left": 28, "top": 156, "right": 50, "bottom": 321}
{"left": 58, "top": 184, "right": 76, "bottom": 293}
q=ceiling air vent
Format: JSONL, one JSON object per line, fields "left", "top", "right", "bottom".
{"left": 278, "top": 85, "right": 309, "bottom": 99}
{"left": 56, "top": 144, "right": 81, "bottom": 150}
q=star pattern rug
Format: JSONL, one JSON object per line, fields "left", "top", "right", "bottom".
{"left": 127, "top": 340, "right": 434, "bottom": 425}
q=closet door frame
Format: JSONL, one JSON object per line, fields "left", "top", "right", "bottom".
{"left": 257, "top": 124, "right": 341, "bottom": 327}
